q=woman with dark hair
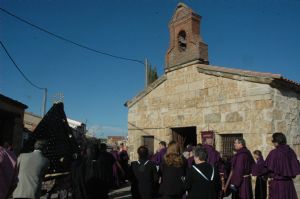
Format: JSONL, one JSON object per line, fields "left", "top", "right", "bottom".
{"left": 252, "top": 150, "right": 267, "bottom": 199}
{"left": 129, "top": 146, "right": 158, "bottom": 199}
{"left": 185, "top": 146, "right": 221, "bottom": 199}
{"left": 159, "top": 142, "right": 187, "bottom": 199}
{"left": 265, "top": 132, "right": 300, "bottom": 199}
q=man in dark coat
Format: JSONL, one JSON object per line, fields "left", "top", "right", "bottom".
{"left": 73, "top": 143, "right": 115, "bottom": 199}
{"left": 225, "top": 138, "right": 254, "bottom": 199}
{"left": 203, "top": 138, "right": 223, "bottom": 198}
{"left": 97, "top": 143, "right": 116, "bottom": 199}
{"left": 129, "top": 146, "right": 158, "bottom": 199}
{"left": 265, "top": 132, "right": 300, "bottom": 199}
{"left": 185, "top": 146, "right": 221, "bottom": 199}
{"left": 13, "top": 140, "right": 49, "bottom": 199}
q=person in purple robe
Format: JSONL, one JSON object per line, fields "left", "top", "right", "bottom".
{"left": 111, "top": 146, "right": 124, "bottom": 188}
{"left": 225, "top": 138, "right": 254, "bottom": 199}
{"left": 203, "top": 138, "right": 221, "bottom": 168}
{"left": 152, "top": 141, "right": 167, "bottom": 167}
{"left": 0, "top": 144, "right": 17, "bottom": 199}
{"left": 265, "top": 132, "right": 300, "bottom": 199}
{"left": 186, "top": 145, "right": 194, "bottom": 168}
{"left": 252, "top": 150, "right": 267, "bottom": 199}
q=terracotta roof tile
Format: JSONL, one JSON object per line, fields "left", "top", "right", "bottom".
{"left": 199, "top": 64, "right": 282, "bottom": 78}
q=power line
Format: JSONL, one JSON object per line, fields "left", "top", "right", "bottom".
{"left": 0, "top": 40, "right": 45, "bottom": 90}
{"left": 0, "top": 7, "right": 144, "bottom": 65}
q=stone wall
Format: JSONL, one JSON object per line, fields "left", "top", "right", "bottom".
{"left": 24, "top": 112, "right": 42, "bottom": 132}
{"left": 129, "top": 64, "right": 274, "bottom": 157}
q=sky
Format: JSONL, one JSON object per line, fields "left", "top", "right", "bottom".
{"left": 1, "top": 0, "right": 300, "bottom": 137}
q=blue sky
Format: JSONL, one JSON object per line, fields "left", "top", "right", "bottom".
{"left": 1, "top": 0, "right": 300, "bottom": 137}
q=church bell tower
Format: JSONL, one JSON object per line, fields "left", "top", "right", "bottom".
{"left": 165, "top": 3, "right": 209, "bottom": 71}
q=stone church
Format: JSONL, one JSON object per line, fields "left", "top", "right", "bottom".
{"left": 125, "top": 3, "right": 300, "bottom": 185}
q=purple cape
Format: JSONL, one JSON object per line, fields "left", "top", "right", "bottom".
{"left": 231, "top": 147, "right": 255, "bottom": 199}
{"left": 111, "top": 150, "right": 120, "bottom": 187}
{"left": 152, "top": 147, "right": 167, "bottom": 166}
{"left": 252, "top": 156, "right": 267, "bottom": 177}
{"left": 265, "top": 144, "right": 300, "bottom": 199}
{"left": 265, "top": 144, "right": 300, "bottom": 177}
{"left": 203, "top": 144, "right": 221, "bottom": 167}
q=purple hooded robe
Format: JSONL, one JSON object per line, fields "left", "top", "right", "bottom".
{"left": 230, "top": 147, "right": 255, "bottom": 199}
{"left": 152, "top": 147, "right": 167, "bottom": 166}
{"left": 203, "top": 144, "right": 221, "bottom": 168}
{"left": 111, "top": 150, "right": 120, "bottom": 187}
{"left": 0, "top": 146, "right": 17, "bottom": 199}
{"left": 252, "top": 156, "right": 267, "bottom": 199}
{"left": 265, "top": 144, "right": 300, "bottom": 199}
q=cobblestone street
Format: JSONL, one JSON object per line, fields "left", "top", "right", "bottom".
{"left": 107, "top": 183, "right": 232, "bottom": 199}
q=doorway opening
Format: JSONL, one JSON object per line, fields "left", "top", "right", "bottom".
{"left": 171, "top": 126, "right": 197, "bottom": 152}
{"left": 0, "top": 110, "right": 16, "bottom": 146}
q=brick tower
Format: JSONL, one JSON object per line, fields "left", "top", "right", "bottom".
{"left": 165, "top": 3, "right": 209, "bottom": 71}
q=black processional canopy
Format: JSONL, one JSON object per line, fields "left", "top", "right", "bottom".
{"left": 24, "top": 102, "right": 79, "bottom": 174}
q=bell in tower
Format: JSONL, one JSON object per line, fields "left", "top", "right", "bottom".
{"left": 165, "top": 3, "right": 209, "bottom": 71}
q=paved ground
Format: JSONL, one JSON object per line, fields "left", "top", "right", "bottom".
{"left": 108, "top": 183, "right": 232, "bottom": 199}
{"left": 109, "top": 184, "right": 132, "bottom": 199}
{"left": 41, "top": 182, "right": 232, "bottom": 199}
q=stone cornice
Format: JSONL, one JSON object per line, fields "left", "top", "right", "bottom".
{"left": 197, "top": 66, "right": 274, "bottom": 84}
{"left": 197, "top": 65, "right": 300, "bottom": 93}
{"left": 165, "top": 59, "right": 204, "bottom": 73}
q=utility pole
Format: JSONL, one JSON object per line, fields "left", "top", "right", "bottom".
{"left": 145, "top": 58, "right": 148, "bottom": 88}
{"left": 42, "top": 88, "right": 47, "bottom": 116}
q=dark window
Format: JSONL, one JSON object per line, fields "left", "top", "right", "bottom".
{"left": 143, "top": 136, "right": 154, "bottom": 156}
{"left": 178, "top": 31, "right": 187, "bottom": 52}
{"left": 221, "top": 134, "right": 243, "bottom": 158}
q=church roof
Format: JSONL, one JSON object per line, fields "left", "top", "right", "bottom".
{"left": 197, "top": 64, "right": 300, "bottom": 91}
{"left": 125, "top": 62, "right": 300, "bottom": 108}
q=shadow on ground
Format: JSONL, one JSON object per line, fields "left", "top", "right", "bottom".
{"left": 109, "top": 190, "right": 132, "bottom": 199}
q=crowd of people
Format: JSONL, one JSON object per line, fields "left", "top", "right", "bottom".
{"left": 129, "top": 132, "right": 300, "bottom": 199}
{"left": 0, "top": 140, "right": 130, "bottom": 199}
{"left": 0, "top": 132, "right": 299, "bottom": 199}
{"left": 71, "top": 142, "right": 129, "bottom": 199}
{"left": 0, "top": 140, "right": 50, "bottom": 199}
